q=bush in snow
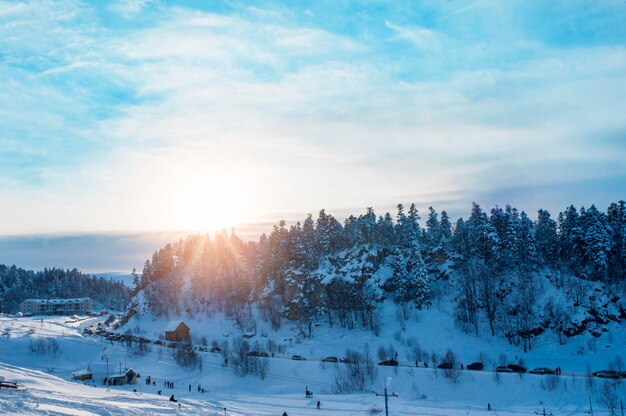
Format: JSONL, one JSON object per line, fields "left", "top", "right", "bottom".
{"left": 173, "top": 342, "right": 201, "bottom": 369}
{"left": 29, "top": 337, "right": 60, "bottom": 356}
{"left": 540, "top": 375, "right": 560, "bottom": 392}
{"left": 377, "top": 344, "right": 397, "bottom": 361}
{"left": 333, "top": 349, "right": 375, "bottom": 393}
{"left": 441, "top": 349, "right": 461, "bottom": 383}
{"left": 599, "top": 381, "right": 618, "bottom": 415}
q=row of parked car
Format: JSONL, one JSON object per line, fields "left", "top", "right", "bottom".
{"left": 84, "top": 324, "right": 157, "bottom": 346}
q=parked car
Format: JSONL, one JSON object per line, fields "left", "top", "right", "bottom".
{"left": 340, "top": 357, "right": 353, "bottom": 364}
{"left": 466, "top": 362, "right": 484, "bottom": 371}
{"left": 592, "top": 370, "right": 620, "bottom": 379}
{"left": 292, "top": 355, "right": 306, "bottom": 361}
{"left": 322, "top": 356, "right": 338, "bottom": 363}
{"left": 258, "top": 352, "right": 269, "bottom": 357}
{"left": 437, "top": 362, "right": 453, "bottom": 370}
{"left": 529, "top": 367, "right": 555, "bottom": 375}
{"left": 378, "top": 359, "right": 399, "bottom": 367}
{"left": 507, "top": 364, "right": 527, "bottom": 373}
{"left": 210, "top": 346, "right": 221, "bottom": 353}
{"left": 247, "top": 351, "right": 260, "bottom": 357}
{"left": 496, "top": 366, "right": 513, "bottom": 373}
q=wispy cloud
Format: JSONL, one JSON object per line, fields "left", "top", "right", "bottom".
{"left": 0, "top": 0, "right": 625, "bottom": 240}
{"left": 385, "top": 21, "right": 439, "bottom": 50}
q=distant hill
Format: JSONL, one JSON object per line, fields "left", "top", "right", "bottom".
{"left": 94, "top": 272, "right": 137, "bottom": 288}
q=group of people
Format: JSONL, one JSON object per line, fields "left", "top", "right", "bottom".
{"left": 163, "top": 380, "right": 175, "bottom": 388}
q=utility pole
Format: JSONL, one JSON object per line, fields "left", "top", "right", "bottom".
{"left": 384, "top": 377, "right": 391, "bottom": 416}
{"left": 384, "top": 386, "right": 389, "bottom": 416}
{"left": 589, "top": 395, "right": 594, "bottom": 415}
{"left": 620, "top": 399, "right": 624, "bottom": 416}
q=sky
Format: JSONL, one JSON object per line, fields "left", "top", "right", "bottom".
{"left": 1, "top": 0, "right": 626, "bottom": 271}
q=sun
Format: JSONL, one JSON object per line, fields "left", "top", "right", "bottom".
{"left": 168, "top": 170, "right": 250, "bottom": 233}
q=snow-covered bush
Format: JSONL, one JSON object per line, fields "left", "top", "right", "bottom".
{"left": 173, "top": 342, "right": 201, "bottom": 369}
{"left": 599, "top": 382, "right": 618, "bottom": 415}
{"left": 332, "top": 349, "right": 374, "bottom": 393}
{"left": 29, "top": 337, "right": 60, "bottom": 356}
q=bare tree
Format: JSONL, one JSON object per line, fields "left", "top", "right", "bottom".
{"left": 599, "top": 382, "right": 618, "bottom": 415}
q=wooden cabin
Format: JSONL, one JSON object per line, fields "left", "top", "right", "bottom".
{"left": 165, "top": 321, "right": 190, "bottom": 341}
{"left": 72, "top": 370, "right": 93, "bottom": 381}
{"left": 108, "top": 369, "right": 137, "bottom": 386}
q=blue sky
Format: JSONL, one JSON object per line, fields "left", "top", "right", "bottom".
{"left": 1, "top": 0, "right": 626, "bottom": 270}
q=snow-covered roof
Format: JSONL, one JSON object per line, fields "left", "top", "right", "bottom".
{"left": 72, "top": 370, "right": 92, "bottom": 377}
{"left": 165, "top": 320, "right": 186, "bottom": 331}
{"left": 22, "top": 298, "right": 91, "bottom": 305}
{"left": 109, "top": 369, "right": 135, "bottom": 379}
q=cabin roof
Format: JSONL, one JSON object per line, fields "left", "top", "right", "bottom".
{"left": 165, "top": 320, "right": 188, "bottom": 331}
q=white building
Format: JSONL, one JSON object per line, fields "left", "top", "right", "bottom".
{"left": 20, "top": 298, "right": 93, "bottom": 316}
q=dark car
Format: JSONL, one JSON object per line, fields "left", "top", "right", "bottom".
{"left": 466, "top": 362, "right": 484, "bottom": 371}
{"left": 437, "top": 362, "right": 453, "bottom": 370}
{"left": 529, "top": 367, "right": 555, "bottom": 375}
{"left": 210, "top": 346, "right": 221, "bottom": 353}
{"left": 247, "top": 351, "right": 260, "bottom": 357}
{"left": 322, "top": 356, "right": 339, "bottom": 363}
{"left": 507, "top": 364, "right": 527, "bottom": 373}
{"left": 378, "top": 359, "right": 399, "bottom": 367}
{"left": 340, "top": 357, "right": 353, "bottom": 364}
{"left": 496, "top": 366, "right": 513, "bottom": 373}
{"left": 292, "top": 355, "right": 306, "bottom": 361}
{"left": 592, "top": 370, "right": 620, "bottom": 379}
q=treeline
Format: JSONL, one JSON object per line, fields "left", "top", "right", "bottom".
{"left": 137, "top": 201, "right": 626, "bottom": 349}
{"left": 0, "top": 265, "right": 131, "bottom": 313}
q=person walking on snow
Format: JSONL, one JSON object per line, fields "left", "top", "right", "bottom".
{"left": 316, "top": 400, "right": 321, "bottom": 409}
{"left": 487, "top": 402, "right": 491, "bottom": 411}
{"left": 188, "top": 384, "right": 191, "bottom": 392}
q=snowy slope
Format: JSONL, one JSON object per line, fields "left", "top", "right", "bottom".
{"left": 1, "top": 309, "right": 624, "bottom": 415}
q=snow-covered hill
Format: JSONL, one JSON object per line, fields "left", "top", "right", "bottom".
{"left": 1, "top": 315, "right": 622, "bottom": 415}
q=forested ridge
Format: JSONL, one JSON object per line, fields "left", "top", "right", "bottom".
{"left": 0, "top": 265, "right": 131, "bottom": 313}
{"left": 134, "top": 201, "right": 626, "bottom": 351}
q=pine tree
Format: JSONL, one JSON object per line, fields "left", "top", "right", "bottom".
{"left": 425, "top": 207, "right": 442, "bottom": 249}
{"left": 440, "top": 210, "right": 452, "bottom": 240}
{"left": 535, "top": 209, "right": 557, "bottom": 266}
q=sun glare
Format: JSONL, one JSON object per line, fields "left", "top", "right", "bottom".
{"left": 169, "top": 170, "right": 250, "bottom": 233}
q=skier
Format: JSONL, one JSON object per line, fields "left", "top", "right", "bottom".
{"left": 316, "top": 400, "right": 321, "bottom": 409}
